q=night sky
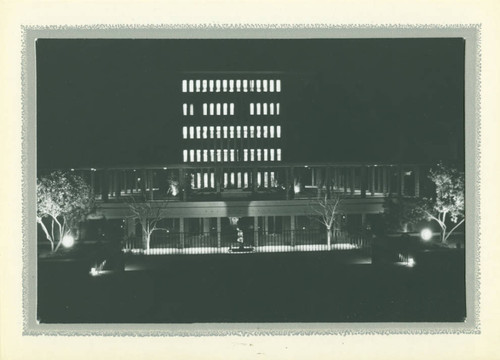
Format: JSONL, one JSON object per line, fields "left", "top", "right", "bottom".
{"left": 36, "top": 38, "right": 465, "bottom": 169}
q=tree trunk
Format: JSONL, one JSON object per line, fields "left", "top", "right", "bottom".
{"left": 326, "top": 227, "right": 331, "bottom": 248}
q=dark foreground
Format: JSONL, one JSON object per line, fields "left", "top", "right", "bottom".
{"left": 38, "top": 250, "right": 466, "bottom": 323}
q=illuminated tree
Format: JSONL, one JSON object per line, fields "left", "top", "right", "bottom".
{"left": 37, "top": 171, "right": 95, "bottom": 252}
{"left": 383, "top": 196, "right": 428, "bottom": 233}
{"left": 127, "top": 195, "right": 170, "bottom": 251}
{"left": 426, "top": 162, "right": 465, "bottom": 243}
{"left": 309, "top": 192, "right": 342, "bottom": 247}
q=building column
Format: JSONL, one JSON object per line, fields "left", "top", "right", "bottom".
{"left": 101, "top": 170, "right": 109, "bottom": 202}
{"left": 253, "top": 216, "right": 259, "bottom": 247}
{"left": 343, "top": 168, "right": 348, "bottom": 194}
{"left": 252, "top": 167, "right": 258, "bottom": 194}
{"left": 179, "top": 218, "right": 185, "bottom": 248}
{"left": 203, "top": 218, "right": 210, "bottom": 234}
{"left": 361, "top": 166, "right": 367, "bottom": 198}
{"left": 398, "top": 165, "right": 404, "bottom": 197}
{"left": 290, "top": 215, "right": 295, "bottom": 246}
{"left": 361, "top": 213, "right": 367, "bottom": 229}
{"left": 217, "top": 217, "right": 221, "bottom": 248}
{"left": 414, "top": 166, "right": 420, "bottom": 197}
{"left": 148, "top": 170, "right": 154, "bottom": 200}
{"left": 350, "top": 168, "right": 355, "bottom": 196}
{"left": 371, "top": 167, "right": 375, "bottom": 196}
{"left": 179, "top": 169, "right": 187, "bottom": 201}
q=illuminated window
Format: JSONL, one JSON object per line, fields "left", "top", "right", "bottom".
{"left": 250, "top": 149, "right": 255, "bottom": 161}
{"left": 264, "top": 172, "right": 269, "bottom": 187}
{"left": 236, "top": 79, "right": 241, "bottom": 92}
{"left": 277, "top": 149, "right": 282, "bottom": 161}
{"left": 263, "top": 103, "right": 268, "bottom": 115}
{"left": 210, "top": 172, "right": 215, "bottom": 188}
{"left": 224, "top": 173, "right": 228, "bottom": 187}
{"left": 256, "top": 79, "right": 261, "bottom": 92}
{"left": 196, "top": 126, "right": 201, "bottom": 139}
{"left": 223, "top": 149, "right": 228, "bottom": 162}
{"left": 197, "top": 173, "right": 201, "bottom": 188}
{"left": 263, "top": 149, "right": 268, "bottom": 161}
{"left": 250, "top": 126, "right": 255, "bottom": 138}
{"left": 216, "top": 80, "right": 221, "bottom": 92}
{"left": 230, "top": 149, "right": 235, "bottom": 162}
{"left": 203, "top": 172, "right": 209, "bottom": 187}
{"left": 276, "top": 80, "right": 281, "bottom": 92}
{"left": 190, "top": 104, "right": 194, "bottom": 116}
{"left": 196, "top": 79, "right": 201, "bottom": 92}
{"left": 216, "top": 126, "right": 221, "bottom": 139}
{"left": 223, "top": 103, "right": 228, "bottom": 115}
{"left": 183, "top": 103, "right": 188, "bottom": 116}
{"left": 210, "top": 103, "right": 214, "bottom": 116}
{"left": 270, "top": 126, "right": 275, "bottom": 138}
{"left": 257, "top": 172, "right": 261, "bottom": 187}
{"left": 202, "top": 126, "right": 208, "bottom": 139}
{"left": 256, "top": 126, "right": 261, "bottom": 138}
{"left": 183, "top": 150, "right": 188, "bottom": 162}
{"left": 210, "top": 149, "right": 215, "bottom": 162}
{"left": 230, "top": 172, "right": 235, "bottom": 186}
{"left": 209, "top": 126, "right": 214, "bottom": 138}
{"left": 270, "top": 149, "right": 275, "bottom": 161}
{"left": 263, "top": 126, "right": 268, "bottom": 138}
{"left": 202, "top": 80, "right": 207, "bottom": 92}
{"left": 189, "top": 80, "right": 194, "bottom": 92}
{"left": 229, "top": 126, "right": 234, "bottom": 139}
{"left": 216, "top": 149, "right": 222, "bottom": 162}
{"left": 243, "top": 126, "right": 248, "bottom": 138}
{"left": 189, "top": 126, "right": 195, "bottom": 139}
{"left": 223, "top": 126, "right": 228, "bottom": 138}
{"left": 243, "top": 79, "right": 248, "bottom": 92}
{"left": 237, "top": 172, "right": 242, "bottom": 188}
{"left": 230, "top": 103, "right": 234, "bottom": 115}
{"left": 277, "top": 125, "right": 281, "bottom": 138}
{"left": 209, "top": 80, "right": 214, "bottom": 92}
{"left": 256, "top": 103, "right": 261, "bottom": 115}
{"left": 249, "top": 80, "right": 255, "bottom": 92}
{"left": 250, "top": 103, "right": 254, "bottom": 115}
{"left": 236, "top": 126, "right": 241, "bottom": 138}
{"left": 216, "top": 103, "right": 221, "bottom": 115}
{"left": 203, "top": 103, "right": 208, "bottom": 115}
{"left": 196, "top": 150, "right": 201, "bottom": 162}
{"left": 269, "top": 79, "right": 275, "bottom": 92}
{"left": 223, "top": 79, "right": 228, "bottom": 92}
{"left": 190, "top": 150, "right": 195, "bottom": 162}
{"left": 243, "top": 149, "right": 248, "bottom": 161}
{"left": 263, "top": 79, "right": 268, "bottom": 92}
{"left": 244, "top": 172, "right": 249, "bottom": 187}
{"left": 270, "top": 103, "right": 274, "bottom": 115}
{"left": 183, "top": 127, "right": 188, "bottom": 139}
{"left": 182, "top": 80, "right": 187, "bottom": 92}
{"left": 257, "top": 149, "right": 262, "bottom": 161}
{"left": 276, "top": 103, "right": 280, "bottom": 115}
{"left": 203, "top": 149, "right": 208, "bottom": 162}
{"left": 229, "top": 79, "right": 234, "bottom": 92}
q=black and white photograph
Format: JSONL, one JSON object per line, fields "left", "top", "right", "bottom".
{"left": 34, "top": 35, "right": 469, "bottom": 325}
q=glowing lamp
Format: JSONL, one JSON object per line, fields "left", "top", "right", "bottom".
{"left": 62, "top": 234, "right": 75, "bottom": 248}
{"left": 420, "top": 228, "right": 433, "bottom": 241}
{"left": 407, "top": 257, "right": 415, "bottom": 267}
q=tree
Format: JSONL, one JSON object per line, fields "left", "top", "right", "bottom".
{"left": 426, "top": 162, "right": 465, "bottom": 243}
{"left": 37, "top": 171, "right": 95, "bottom": 252}
{"left": 309, "top": 192, "right": 342, "bottom": 247}
{"left": 383, "top": 196, "right": 428, "bottom": 233}
{"left": 127, "top": 195, "right": 170, "bottom": 251}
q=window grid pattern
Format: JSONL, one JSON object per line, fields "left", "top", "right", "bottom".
{"left": 182, "top": 79, "right": 282, "bottom": 93}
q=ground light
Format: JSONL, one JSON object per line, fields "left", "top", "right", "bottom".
{"left": 61, "top": 234, "right": 75, "bottom": 248}
{"left": 420, "top": 228, "right": 433, "bottom": 241}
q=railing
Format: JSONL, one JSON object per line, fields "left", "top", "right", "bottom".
{"left": 123, "top": 229, "right": 372, "bottom": 255}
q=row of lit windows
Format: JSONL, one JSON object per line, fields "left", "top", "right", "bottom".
{"left": 191, "top": 171, "right": 277, "bottom": 189}
{"left": 183, "top": 148, "right": 282, "bottom": 163}
{"left": 249, "top": 103, "right": 280, "bottom": 116}
{"left": 183, "top": 125, "right": 282, "bottom": 139}
{"left": 202, "top": 103, "right": 235, "bottom": 116}
{"left": 182, "top": 79, "right": 282, "bottom": 93}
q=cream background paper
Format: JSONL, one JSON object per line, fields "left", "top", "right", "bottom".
{"left": 1, "top": 0, "right": 500, "bottom": 359}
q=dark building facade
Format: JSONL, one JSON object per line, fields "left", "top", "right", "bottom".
{"left": 39, "top": 71, "right": 433, "bottom": 254}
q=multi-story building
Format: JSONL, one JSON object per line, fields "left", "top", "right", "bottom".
{"left": 38, "top": 71, "right": 433, "bottom": 254}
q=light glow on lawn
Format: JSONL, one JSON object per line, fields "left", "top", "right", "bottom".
{"left": 407, "top": 257, "right": 415, "bottom": 267}
{"left": 420, "top": 228, "right": 433, "bottom": 241}
{"left": 62, "top": 234, "right": 75, "bottom": 248}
